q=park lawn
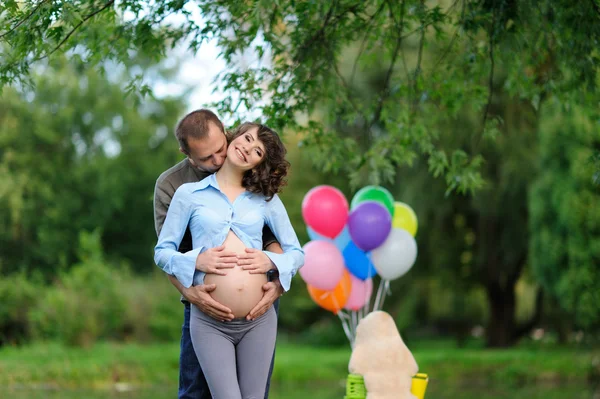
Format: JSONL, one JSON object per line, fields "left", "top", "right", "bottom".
{"left": 0, "top": 340, "right": 596, "bottom": 389}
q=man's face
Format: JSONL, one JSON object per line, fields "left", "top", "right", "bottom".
{"left": 182, "top": 122, "right": 228, "bottom": 173}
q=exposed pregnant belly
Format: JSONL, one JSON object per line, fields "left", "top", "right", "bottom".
{"left": 204, "top": 230, "right": 267, "bottom": 318}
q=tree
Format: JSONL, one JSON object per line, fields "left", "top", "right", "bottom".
{"left": 0, "top": 55, "right": 184, "bottom": 275}
{"left": 530, "top": 101, "right": 600, "bottom": 333}
{"left": 3, "top": 1, "right": 597, "bottom": 192}
{"left": 2, "top": 0, "right": 599, "bottom": 345}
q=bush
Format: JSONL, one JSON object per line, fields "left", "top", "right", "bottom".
{"left": 0, "top": 271, "right": 40, "bottom": 345}
{"left": 28, "top": 257, "right": 129, "bottom": 346}
{"left": 120, "top": 271, "right": 183, "bottom": 343}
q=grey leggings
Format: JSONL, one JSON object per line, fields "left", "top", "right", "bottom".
{"left": 190, "top": 305, "right": 277, "bottom": 399}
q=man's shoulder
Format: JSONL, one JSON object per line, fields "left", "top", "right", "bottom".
{"left": 156, "top": 159, "right": 191, "bottom": 186}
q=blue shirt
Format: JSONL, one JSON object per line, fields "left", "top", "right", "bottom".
{"left": 154, "top": 173, "right": 304, "bottom": 291}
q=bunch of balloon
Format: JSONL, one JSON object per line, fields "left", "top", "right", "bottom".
{"left": 300, "top": 184, "right": 419, "bottom": 346}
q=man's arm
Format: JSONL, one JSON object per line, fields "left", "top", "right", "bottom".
{"left": 153, "top": 179, "right": 172, "bottom": 237}
{"left": 262, "top": 224, "right": 279, "bottom": 250}
{"left": 167, "top": 275, "right": 234, "bottom": 320}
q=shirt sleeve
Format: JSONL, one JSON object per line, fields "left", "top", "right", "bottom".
{"left": 263, "top": 194, "right": 305, "bottom": 292}
{"left": 153, "top": 178, "right": 172, "bottom": 237}
{"left": 154, "top": 186, "right": 203, "bottom": 288}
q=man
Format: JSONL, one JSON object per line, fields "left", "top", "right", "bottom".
{"left": 153, "top": 109, "right": 284, "bottom": 399}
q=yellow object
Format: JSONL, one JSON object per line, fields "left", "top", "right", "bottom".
{"left": 410, "top": 373, "right": 429, "bottom": 399}
{"left": 344, "top": 373, "right": 429, "bottom": 399}
{"left": 392, "top": 202, "right": 418, "bottom": 236}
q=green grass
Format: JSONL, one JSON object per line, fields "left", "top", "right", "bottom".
{"left": 0, "top": 340, "right": 597, "bottom": 390}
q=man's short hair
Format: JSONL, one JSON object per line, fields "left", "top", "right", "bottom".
{"left": 175, "top": 109, "right": 225, "bottom": 154}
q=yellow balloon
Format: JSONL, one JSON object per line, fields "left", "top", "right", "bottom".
{"left": 392, "top": 202, "right": 418, "bottom": 236}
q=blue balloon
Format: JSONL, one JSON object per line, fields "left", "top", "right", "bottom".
{"left": 333, "top": 226, "right": 352, "bottom": 252}
{"left": 308, "top": 225, "right": 352, "bottom": 253}
{"left": 307, "top": 226, "right": 332, "bottom": 242}
{"left": 342, "top": 240, "right": 377, "bottom": 280}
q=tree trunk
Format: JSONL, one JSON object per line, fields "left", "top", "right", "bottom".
{"left": 485, "top": 279, "right": 545, "bottom": 347}
{"left": 485, "top": 281, "right": 517, "bottom": 347}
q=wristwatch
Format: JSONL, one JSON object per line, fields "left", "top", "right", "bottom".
{"left": 266, "top": 269, "right": 279, "bottom": 282}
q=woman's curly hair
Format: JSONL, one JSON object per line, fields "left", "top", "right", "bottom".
{"left": 227, "top": 122, "right": 290, "bottom": 201}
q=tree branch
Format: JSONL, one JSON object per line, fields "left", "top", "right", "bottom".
{"left": 430, "top": 0, "right": 466, "bottom": 75}
{"left": 333, "top": 62, "right": 367, "bottom": 125}
{"left": 349, "top": 2, "right": 387, "bottom": 87}
{"left": 295, "top": 1, "right": 337, "bottom": 58}
{"left": 39, "top": 0, "right": 115, "bottom": 61}
{"left": 293, "top": 1, "right": 362, "bottom": 81}
{"left": 368, "top": 0, "right": 406, "bottom": 133}
{"left": 411, "top": 0, "right": 427, "bottom": 112}
{"left": 591, "top": 0, "right": 600, "bottom": 17}
{"left": 480, "top": 0, "right": 497, "bottom": 138}
{"left": 0, "top": 0, "right": 50, "bottom": 40}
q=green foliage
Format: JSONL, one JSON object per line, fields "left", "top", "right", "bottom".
{"left": 0, "top": 340, "right": 596, "bottom": 392}
{"left": 0, "top": 271, "right": 39, "bottom": 345}
{"left": 26, "top": 232, "right": 182, "bottom": 346}
{"left": 4, "top": 1, "right": 598, "bottom": 192}
{"left": 2, "top": 0, "right": 600, "bottom": 348}
{"left": 0, "top": 55, "right": 184, "bottom": 276}
{"left": 530, "top": 102, "right": 600, "bottom": 330}
{"left": 29, "top": 230, "right": 129, "bottom": 346}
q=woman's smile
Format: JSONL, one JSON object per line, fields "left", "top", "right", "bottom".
{"left": 235, "top": 147, "right": 247, "bottom": 162}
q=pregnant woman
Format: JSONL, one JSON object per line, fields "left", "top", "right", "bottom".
{"left": 155, "top": 122, "right": 304, "bottom": 399}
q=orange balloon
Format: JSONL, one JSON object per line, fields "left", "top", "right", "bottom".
{"left": 307, "top": 270, "right": 352, "bottom": 313}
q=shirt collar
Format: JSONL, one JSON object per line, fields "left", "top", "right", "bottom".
{"left": 192, "top": 173, "right": 219, "bottom": 192}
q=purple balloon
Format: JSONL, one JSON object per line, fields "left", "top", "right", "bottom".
{"left": 347, "top": 201, "right": 392, "bottom": 251}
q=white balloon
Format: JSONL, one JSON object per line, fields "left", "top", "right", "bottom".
{"left": 371, "top": 227, "right": 417, "bottom": 280}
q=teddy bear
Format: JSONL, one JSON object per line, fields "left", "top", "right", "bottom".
{"left": 348, "top": 311, "right": 419, "bottom": 399}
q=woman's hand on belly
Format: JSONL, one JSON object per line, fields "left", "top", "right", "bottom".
{"left": 237, "top": 248, "right": 276, "bottom": 274}
{"left": 194, "top": 245, "right": 238, "bottom": 275}
{"left": 246, "top": 280, "right": 284, "bottom": 321}
{"left": 201, "top": 230, "right": 270, "bottom": 318}
{"left": 204, "top": 267, "right": 267, "bottom": 318}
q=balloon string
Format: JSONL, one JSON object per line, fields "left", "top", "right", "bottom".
{"left": 362, "top": 279, "right": 372, "bottom": 320}
{"left": 362, "top": 286, "right": 370, "bottom": 320}
{"left": 333, "top": 295, "right": 353, "bottom": 344}
{"left": 379, "top": 280, "right": 390, "bottom": 309}
{"left": 337, "top": 311, "right": 354, "bottom": 347}
{"left": 373, "top": 278, "right": 385, "bottom": 311}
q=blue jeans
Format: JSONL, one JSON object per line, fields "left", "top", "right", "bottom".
{"left": 179, "top": 300, "right": 279, "bottom": 399}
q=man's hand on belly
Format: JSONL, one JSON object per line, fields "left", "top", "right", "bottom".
{"left": 238, "top": 248, "right": 275, "bottom": 274}
{"left": 183, "top": 284, "right": 235, "bottom": 321}
{"left": 195, "top": 245, "right": 238, "bottom": 275}
{"left": 246, "top": 280, "right": 284, "bottom": 321}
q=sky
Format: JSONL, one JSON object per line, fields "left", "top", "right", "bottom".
{"left": 152, "top": 39, "right": 227, "bottom": 118}
{"left": 146, "top": 4, "right": 263, "bottom": 127}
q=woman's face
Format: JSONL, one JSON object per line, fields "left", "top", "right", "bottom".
{"left": 227, "top": 126, "right": 266, "bottom": 170}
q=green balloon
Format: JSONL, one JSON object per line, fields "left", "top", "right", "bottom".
{"left": 350, "top": 185, "right": 395, "bottom": 216}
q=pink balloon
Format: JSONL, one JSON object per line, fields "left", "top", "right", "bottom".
{"left": 344, "top": 275, "right": 373, "bottom": 311}
{"left": 302, "top": 185, "right": 349, "bottom": 239}
{"left": 299, "top": 240, "right": 345, "bottom": 291}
